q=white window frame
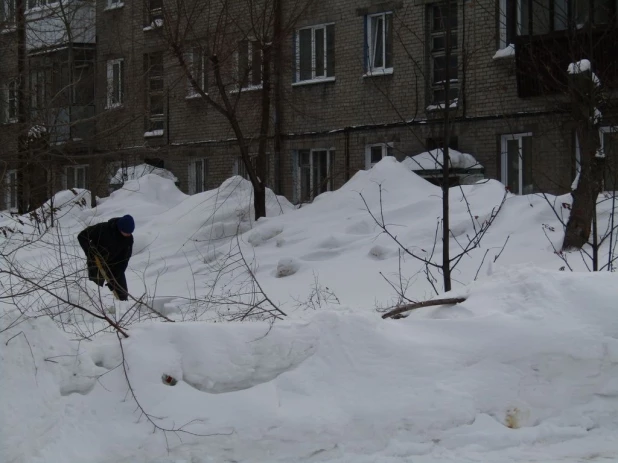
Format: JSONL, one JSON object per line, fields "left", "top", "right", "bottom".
{"left": 185, "top": 48, "right": 206, "bottom": 98}
{"left": 4, "top": 169, "right": 17, "bottom": 211}
{"left": 3, "top": 80, "right": 18, "bottom": 123}
{"left": 296, "top": 148, "right": 335, "bottom": 203}
{"left": 575, "top": 126, "right": 618, "bottom": 190}
{"left": 500, "top": 132, "right": 532, "bottom": 195}
{"left": 188, "top": 158, "right": 207, "bottom": 194}
{"left": 294, "top": 23, "right": 335, "bottom": 83}
{"left": 235, "top": 39, "right": 263, "bottom": 91}
{"left": 106, "top": 59, "right": 124, "bottom": 109}
{"left": 64, "top": 165, "right": 88, "bottom": 190}
{"left": 598, "top": 126, "right": 618, "bottom": 158}
{"left": 1, "top": 0, "right": 16, "bottom": 27}
{"left": 365, "top": 142, "right": 394, "bottom": 169}
{"left": 574, "top": 126, "right": 618, "bottom": 167}
{"left": 25, "top": 0, "right": 59, "bottom": 12}
{"left": 499, "top": 0, "right": 508, "bottom": 47}
{"left": 366, "top": 12, "right": 393, "bottom": 75}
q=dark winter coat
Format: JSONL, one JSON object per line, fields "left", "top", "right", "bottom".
{"left": 77, "top": 218, "right": 134, "bottom": 300}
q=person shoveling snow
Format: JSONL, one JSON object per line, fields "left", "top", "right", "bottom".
{"left": 77, "top": 215, "right": 135, "bottom": 301}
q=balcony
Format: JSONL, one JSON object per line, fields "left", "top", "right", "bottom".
{"left": 31, "top": 105, "right": 95, "bottom": 144}
{"left": 26, "top": 0, "right": 95, "bottom": 52}
{"left": 514, "top": 27, "right": 618, "bottom": 98}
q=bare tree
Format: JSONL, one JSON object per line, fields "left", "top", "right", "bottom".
{"left": 157, "top": 0, "right": 312, "bottom": 220}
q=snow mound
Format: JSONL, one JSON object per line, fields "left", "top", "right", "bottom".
{"left": 3, "top": 267, "right": 618, "bottom": 462}
{"left": 402, "top": 148, "right": 482, "bottom": 171}
{"left": 121, "top": 321, "right": 318, "bottom": 394}
{"left": 110, "top": 164, "right": 178, "bottom": 185}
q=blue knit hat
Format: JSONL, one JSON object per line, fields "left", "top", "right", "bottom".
{"left": 117, "top": 215, "right": 135, "bottom": 234}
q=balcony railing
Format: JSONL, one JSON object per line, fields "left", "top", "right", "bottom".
{"left": 31, "top": 105, "right": 95, "bottom": 144}
{"left": 514, "top": 27, "right": 618, "bottom": 98}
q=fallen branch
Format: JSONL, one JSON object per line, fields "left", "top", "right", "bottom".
{"left": 381, "top": 297, "right": 466, "bottom": 319}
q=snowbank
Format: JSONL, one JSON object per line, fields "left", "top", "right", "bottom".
{"left": 402, "top": 148, "right": 482, "bottom": 171}
{"left": 110, "top": 163, "right": 178, "bottom": 185}
{"left": 2, "top": 158, "right": 618, "bottom": 462}
{"left": 2, "top": 267, "right": 618, "bottom": 462}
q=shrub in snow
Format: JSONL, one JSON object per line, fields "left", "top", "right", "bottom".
{"left": 368, "top": 244, "right": 392, "bottom": 260}
{"left": 276, "top": 257, "right": 300, "bottom": 278}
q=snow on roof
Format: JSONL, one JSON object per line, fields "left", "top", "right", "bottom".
{"left": 110, "top": 163, "right": 178, "bottom": 185}
{"left": 401, "top": 148, "right": 483, "bottom": 172}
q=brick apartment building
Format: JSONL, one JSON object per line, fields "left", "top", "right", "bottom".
{"left": 0, "top": 0, "right": 617, "bottom": 211}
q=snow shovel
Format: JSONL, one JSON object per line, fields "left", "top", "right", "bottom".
{"left": 93, "top": 255, "right": 121, "bottom": 300}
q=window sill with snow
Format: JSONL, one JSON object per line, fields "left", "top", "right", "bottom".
{"left": 144, "top": 130, "right": 164, "bottom": 138}
{"left": 185, "top": 93, "right": 206, "bottom": 100}
{"left": 292, "top": 77, "right": 336, "bottom": 87}
{"left": 363, "top": 68, "right": 394, "bottom": 78}
{"left": 493, "top": 44, "right": 515, "bottom": 60}
{"left": 104, "top": 3, "right": 125, "bottom": 11}
{"left": 230, "top": 85, "right": 263, "bottom": 94}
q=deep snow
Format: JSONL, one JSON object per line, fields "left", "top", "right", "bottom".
{"left": 1, "top": 158, "right": 618, "bottom": 462}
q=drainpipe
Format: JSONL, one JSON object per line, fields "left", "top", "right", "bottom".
{"left": 273, "top": 0, "right": 283, "bottom": 194}
{"left": 344, "top": 127, "right": 350, "bottom": 181}
{"left": 16, "top": 0, "right": 28, "bottom": 213}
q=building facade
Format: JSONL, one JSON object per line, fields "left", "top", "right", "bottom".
{"left": 1, "top": 0, "right": 617, "bottom": 211}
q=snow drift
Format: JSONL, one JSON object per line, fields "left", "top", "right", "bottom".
{"left": 1, "top": 158, "right": 618, "bottom": 462}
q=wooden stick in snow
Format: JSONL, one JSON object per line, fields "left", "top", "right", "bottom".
{"left": 381, "top": 297, "right": 466, "bottom": 319}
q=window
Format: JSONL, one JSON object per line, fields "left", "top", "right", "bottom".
{"left": 576, "top": 127, "right": 618, "bottom": 191}
{"left": 106, "top": 59, "right": 124, "bottom": 108}
{"left": 601, "top": 127, "right": 618, "bottom": 191}
{"left": 427, "top": 136, "right": 459, "bottom": 151}
{"left": 2, "top": 80, "right": 17, "bottom": 123}
{"left": 430, "top": 3, "right": 458, "bottom": 105}
{"left": 501, "top": 133, "right": 533, "bottom": 194}
{"left": 188, "top": 158, "right": 207, "bottom": 194}
{"left": 365, "top": 143, "right": 394, "bottom": 169}
{"left": 1, "top": 0, "right": 15, "bottom": 24}
{"left": 4, "top": 169, "right": 17, "bottom": 211}
{"left": 186, "top": 48, "right": 207, "bottom": 97}
{"left": 503, "top": 0, "right": 615, "bottom": 38}
{"left": 237, "top": 39, "right": 262, "bottom": 89}
{"left": 26, "top": 0, "right": 54, "bottom": 10}
{"left": 234, "top": 155, "right": 254, "bottom": 180}
{"left": 365, "top": 12, "right": 393, "bottom": 74}
{"left": 295, "top": 24, "right": 335, "bottom": 83}
{"left": 106, "top": 0, "right": 123, "bottom": 9}
{"left": 144, "top": 52, "right": 164, "bottom": 134}
{"left": 64, "top": 165, "right": 88, "bottom": 190}
{"left": 146, "top": 0, "right": 163, "bottom": 28}
{"left": 297, "top": 149, "right": 335, "bottom": 203}
{"left": 499, "top": 0, "right": 517, "bottom": 47}
{"left": 29, "top": 69, "right": 51, "bottom": 111}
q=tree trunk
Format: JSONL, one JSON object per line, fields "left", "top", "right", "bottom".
{"left": 254, "top": 186, "right": 267, "bottom": 220}
{"left": 16, "top": 0, "right": 27, "bottom": 214}
{"left": 254, "top": 42, "right": 272, "bottom": 221}
{"left": 562, "top": 71, "right": 603, "bottom": 251}
{"left": 441, "top": 0, "right": 453, "bottom": 292}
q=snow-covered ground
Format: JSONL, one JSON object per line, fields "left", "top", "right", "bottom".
{"left": 1, "top": 158, "right": 618, "bottom": 463}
